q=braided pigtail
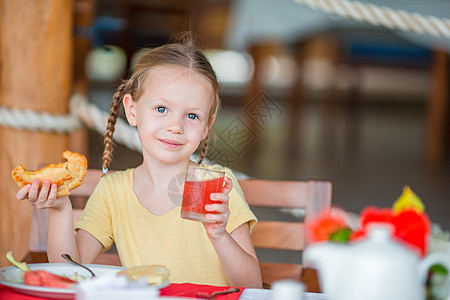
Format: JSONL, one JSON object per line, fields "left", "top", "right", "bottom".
{"left": 197, "top": 133, "right": 211, "bottom": 164}
{"left": 102, "top": 81, "right": 127, "bottom": 174}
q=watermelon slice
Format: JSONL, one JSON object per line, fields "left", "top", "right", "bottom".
{"left": 24, "top": 270, "right": 76, "bottom": 288}
{"left": 6, "top": 251, "right": 76, "bottom": 289}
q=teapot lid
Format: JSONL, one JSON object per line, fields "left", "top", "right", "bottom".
{"left": 366, "top": 223, "right": 395, "bottom": 240}
{"left": 359, "top": 222, "right": 421, "bottom": 258}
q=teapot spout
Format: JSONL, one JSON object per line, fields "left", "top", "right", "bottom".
{"left": 303, "top": 243, "right": 348, "bottom": 295}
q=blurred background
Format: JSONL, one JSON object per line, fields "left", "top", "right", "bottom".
{"left": 82, "top": 0, "right": 450, "bottom": 227}
{"left": 1, "top": 0, "right": 449, "bottom": 266}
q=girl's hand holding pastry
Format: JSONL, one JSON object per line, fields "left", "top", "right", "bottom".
{"left": 12, "top": 150, "right": 86, "bottom": 210}
{"left": 203, "top": 176, "right": 233, "bottom": 240}
{"left": 16, "top": 179, "right": 69, "bottom": 210}
{"left": 11, "top": 150, "right": 87, "bottom": 198}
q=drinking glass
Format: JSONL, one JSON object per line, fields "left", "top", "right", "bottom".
{"left": 180, "top": 166, "right": 225, "bottom": 223}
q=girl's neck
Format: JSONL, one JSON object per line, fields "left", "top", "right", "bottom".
{"left": 136, "top": 157, "right": 197, "bottom": 192}
{"left": 133, "top": 157, "right": 200, "bottom": 215}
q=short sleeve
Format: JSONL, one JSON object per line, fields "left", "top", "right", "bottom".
{"left": 223, "top": 167, "right": 258, "bottom": 233}
{"left": 74, "top": 176, "right": 115, "bottom": 251}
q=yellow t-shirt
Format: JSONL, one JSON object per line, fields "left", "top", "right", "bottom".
{"left": 74, "top": 164, "right": 257, "bottom": 286}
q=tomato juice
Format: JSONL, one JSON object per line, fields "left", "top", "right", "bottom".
{"left": 180, "top": 176, "right": 224, "bottom": 222}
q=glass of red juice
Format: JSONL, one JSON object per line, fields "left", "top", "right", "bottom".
{"left": 180, "top": 166, "right": 225, "bottom": 223}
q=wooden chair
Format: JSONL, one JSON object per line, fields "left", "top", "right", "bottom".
{"left": 238, "top": 179, "right": 332, "bottom": 288}
{"left": 23, "top": 169, "right": 121, "bottom": 266}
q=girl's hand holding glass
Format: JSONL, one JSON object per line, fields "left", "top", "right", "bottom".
{"left": 16, "top": 179, "right": 68, "bottom": 210}
{"left": 181, "top": 166, "right": 226, "bottom": 222}
{"left": 203, "top": 176, "right": 233, "bottom": 240}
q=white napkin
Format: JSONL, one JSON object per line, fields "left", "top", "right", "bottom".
{"left": 75, "top": 274, "right": 159, "bottom": 300}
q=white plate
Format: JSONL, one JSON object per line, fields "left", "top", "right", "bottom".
{"left": 0, "top": 263, "right": 170, "bottom": 299}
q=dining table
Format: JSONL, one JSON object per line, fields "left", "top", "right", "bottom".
{"left": 0, "top": 283, "right": 329, "bottom": 300}
{"left": 241, "top": 289, "right": 328, "bottom": 299}
{"left": 2, "top": 251, "right": 326, "bottom": 299}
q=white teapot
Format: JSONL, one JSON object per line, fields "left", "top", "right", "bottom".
{"left": 303, "top": 223, "right": 450, "bottom": 300}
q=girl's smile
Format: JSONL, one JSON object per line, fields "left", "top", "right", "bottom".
{"left": 158, "top": 138, "right": 183, "bottom": 149}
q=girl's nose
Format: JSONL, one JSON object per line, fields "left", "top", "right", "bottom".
{"left": 166, "top": 115, "right": 183, "bottom": 134}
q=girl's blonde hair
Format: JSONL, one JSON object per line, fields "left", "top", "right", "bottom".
{"left": 102, "top": 33, "right": 220, "bottom": 172}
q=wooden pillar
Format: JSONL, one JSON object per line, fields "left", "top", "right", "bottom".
{"left": 287, "top": 40, "right": 307, "bottom": 157}
{"left": 0, "top": 0, "right": 73, "bottom": 266}
{"left": 243, "top": 43, "right": 283, "bottom": 143}
{"left": 73, "top": 0, "right": 95, "bottom": 95}
{"left": 426, "top": 49, "right": 449, "bottom": 170}
{"left": 245, "top": 44, "right": 272, "bottom": 137}
{"left": 70, "top": 0, "right": 96, "bottom": 157}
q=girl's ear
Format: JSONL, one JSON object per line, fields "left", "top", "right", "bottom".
{"left": 123, "top": 94, "right": 137, "bottom": 126}
{"left": 201, "top": 114, "right": 216, "bottom": 141}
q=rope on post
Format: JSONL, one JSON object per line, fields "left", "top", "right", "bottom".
{"left": 0, "top": 105, "right": 81, "bottom": 133}
{"left": 0, "top": 94, "right": 142, "bottom": 152}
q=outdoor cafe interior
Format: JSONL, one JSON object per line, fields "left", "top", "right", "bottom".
{"left": 1, "top": 0, "right": 449, "bottom": 299}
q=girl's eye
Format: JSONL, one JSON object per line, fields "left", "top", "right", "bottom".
{"left": 187, "top": 113, "right": 199, "bottom": 120}
{"left": 156, "top": 106, "right": 167, "bottom": 113}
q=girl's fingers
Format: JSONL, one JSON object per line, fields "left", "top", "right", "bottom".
{"left": 15, "top": 180, "right": 61, "bottom": 209}
{"left": 222, "top": 177, "right": 233, "bottom": 194}
{"left": 205, "top": 203, "right": 228, "bottom": 214}
{"left": 16, "top": 185, "right": 32, "bottom": 200}
{"left": 35, "top": 180, "right": 51, "bottom": 208}
{"left": 43, "top": 184, "right": 59, "bottom": 208}
{"left": 205, "top": 192, "right": 230, "bottom": 223}
{"left": 206, "top": 213, "right": 227, "bottom": 223}
{"left": 28, "top": 179, "right": 41, "bottom": 202}
{"left": 210, "top": 192, "right": 229, "bottom": 203}
{"left": 48, "top": 183, "right": 58, "bottom": 200}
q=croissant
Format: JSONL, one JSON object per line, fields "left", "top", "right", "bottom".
{"left": 11, "top": 150, "right": 88, "bottom": 197}
{"left": 118, "top": 265, "right": 170, "bottom": 285}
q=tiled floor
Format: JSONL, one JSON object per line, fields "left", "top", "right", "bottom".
{"left": 88, "top": 87, "right": 450, "bottom": 231}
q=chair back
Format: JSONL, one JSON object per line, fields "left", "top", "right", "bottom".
{"left": 238, "top": 179, "right": 332, "bottom": 286}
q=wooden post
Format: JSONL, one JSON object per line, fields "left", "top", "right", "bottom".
{"left": 426, "top": 49, "right": 449, "bottom": 170}
{"left": 0, "top": 0, "right": 73, "bottom": 266}
{"left": 70, "top": 0, "right": 96, "bottom": 157}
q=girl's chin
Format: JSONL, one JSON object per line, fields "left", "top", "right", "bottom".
{"left": 146, "top": 152, "right": 191, "bottom": 165}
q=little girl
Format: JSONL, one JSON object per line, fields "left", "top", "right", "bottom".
{"left": 16, "top": 34, "right": 262, "bottom": 288}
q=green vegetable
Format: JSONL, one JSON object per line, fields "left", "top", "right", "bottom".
{"left": 6, "top": 251, "right": 31, "bottom": 271}
{"left": 329, "top": 228, "right": 352, "bottom": 243}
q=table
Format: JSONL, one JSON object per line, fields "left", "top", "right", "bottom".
{"left": 241, "top": 289, "right": 328, "bottom": 300}
{"left": 0, "top": 284, "right": 328, "bottom": 300}
{"left": 5, "top": 252, "right": 325, "bottom": 299}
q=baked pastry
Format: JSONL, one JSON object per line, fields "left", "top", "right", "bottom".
{"left": 11, "top": 150, "right": 87, "bottom": 197}
{"left": 118, "top": 265, "right": 170, "bottom": 285}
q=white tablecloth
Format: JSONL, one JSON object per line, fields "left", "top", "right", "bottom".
{"left": 241, "top": 289, "right": 328, "bottom": 300}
